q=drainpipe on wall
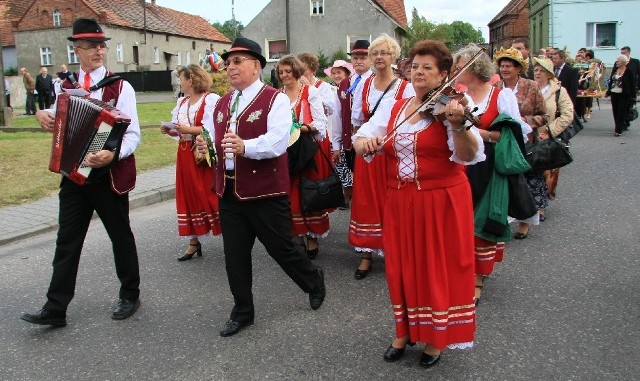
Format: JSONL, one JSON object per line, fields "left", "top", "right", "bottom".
{"left": 285, "top": 0, "right": 290, "bottom": 53}
{"left": 549, "top": 0, "right": 554, "bottom": 48}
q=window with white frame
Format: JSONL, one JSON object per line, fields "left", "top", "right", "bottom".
{"left": 186, "top": 51, "right": 191, "bottom": 65}
{"left": 40, "top": 47, "right": 52, "bottom": 65}
{"left": 586, "top": 22, "right": 617, "bottom": 48}
{"left": 53, "top": 10, "right": 61, "bottom": 26}
{"left": 347, "top": 35, "right": 371, "bottom": 53}
{"left": 66, "top": 45, "right": 79, "bottom": 64}
{"left": 116, "top": 43, "right": 124, "bottom": 62}
{"left": 310, "top": 0, "right": 324, "bottom": 16}
{"left": 154, "top": 47, "right": 160, "bottom": 64}
{"left": 177, "top": 51, "right": 182, "bottom": 65}
{"left": 265, "top": 39, "right": 287, "bottom": 60}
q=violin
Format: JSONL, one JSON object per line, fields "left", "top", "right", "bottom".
{"left": 417, "top": 84, "right": 481, "bottom": 127}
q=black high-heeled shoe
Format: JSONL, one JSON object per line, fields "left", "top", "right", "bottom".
{"left": 354, "top": 256, "right": 372, "bottom": 280}
{"left": 419, "top": 351, "right": 441, "bottom": 368}
{"left": 177, "top": 242, "right": 202, "bottom": 261}
{"left": 383, "top": 340, "right": 414, "bottom": 362}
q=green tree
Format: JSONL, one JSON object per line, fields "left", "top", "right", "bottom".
{"left": 212, "top": 19, "right": 244, "bottom": 41}
{"left": 402, "top": 8, "right": 485, "bottom": 54}
{"left": 316, "top": 50, "right": 331, "bottom": 78}
{"left": 331, "top": 46, "right": 349, "bottom": 63}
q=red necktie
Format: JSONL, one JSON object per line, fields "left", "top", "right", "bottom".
{"left": 83, "top": 72, "right": 91, "bottom": 91}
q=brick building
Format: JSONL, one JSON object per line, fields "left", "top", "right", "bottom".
{"left": 487, "top": 0, "right": 530, "bottom": 57}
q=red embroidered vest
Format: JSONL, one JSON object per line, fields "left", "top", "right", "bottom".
{"left": 383, "top": 98, "right": 468, "bottom": 190}
{"left": 61, "top": 70, "right": 136, "bottom": 195}
{"left": 213, "top": 85, "right": 289, "bottom": 200}
{"left": 361, "top": 75, "right": 409, "bottom": 122}
{"left": 477, "top": 87, "right": 501, "bottom": 131}
{"left": 337, "top": 77, "right": 353, "bottom": 149}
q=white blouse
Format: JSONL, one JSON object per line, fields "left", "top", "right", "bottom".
{"left": 464, "top": 87, "right": 532, "bottom": 138}
{"left": 170, "top": 93, "right": 220, "bottom": 141}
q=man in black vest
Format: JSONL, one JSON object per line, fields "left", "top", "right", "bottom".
{"left": 198, "top": 37, "right": 326, "bottom": 337}
{"left": 35, "top": 67, "right": 54, "bottom": 109}
{"left": 22, "top": 18, "right": 141, "bottom": 327}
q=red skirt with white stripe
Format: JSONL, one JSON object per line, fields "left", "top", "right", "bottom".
{"left": 348, "top": 153, "right": 387, "bottom": 250}
{"left": 175, "top": 141, "right": 221, "bottom": 237}
{"left": 475, "top": 237, "right": 505, "bottom": 276}
{"left": 384, "top": 181, "right": 476, "bottom": 349}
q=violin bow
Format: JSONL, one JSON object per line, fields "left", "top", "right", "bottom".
{"left": 371, "top": 48, "right": 487, "bottom": 150}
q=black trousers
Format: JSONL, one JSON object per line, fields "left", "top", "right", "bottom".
{"left": 44, "top": 178, "right": 140, "bottom": 313}
{"left": 25, "top": 92, "right": 36, "bottom": 114}
{"left": 37, "top": 93, "right": 51, "bottom": 110}
{"left": 219, "top": 181, "right": 321, "bottom": 323}
{"left": 610, "top": 93, "right": 632, "bottom": 133}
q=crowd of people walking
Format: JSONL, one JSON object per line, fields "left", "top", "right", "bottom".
{"left": 21, "top": 16, "right": 639, "bottom": 371}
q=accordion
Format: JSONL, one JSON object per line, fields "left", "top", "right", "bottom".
{"left": 49, "top": 92, "right": 131, "bottom": 185}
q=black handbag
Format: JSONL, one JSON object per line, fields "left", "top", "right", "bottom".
{"left": 558, "top": 115, "right": 584, "bottom": 141}
{"left": 526, "top": 128, "right": 573, "bottom": 173}
{"left": 507, "top": 174, "right": 538, "bottom": 220}
{"left": 300, "top": 139, "right": 345, "bottom": 213}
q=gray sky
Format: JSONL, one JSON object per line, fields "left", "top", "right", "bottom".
{"left": 154, "top": 0, "right": 511, "bottom": 42}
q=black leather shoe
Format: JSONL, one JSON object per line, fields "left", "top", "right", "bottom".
{"left": 306, "top": 247, "right": 319, "bottom": 259}
{"left": 21, "top": 308, "right": 66, "bottom": 327}
{"left": 419, "top": 352, "right": 441, "bottom": 368}
{"left": 309, "top": 267, "right": 326, "bottom": 310}
{"left": 383, "top": 345, "right": 406, "bottom": 362}
{"left": 219, "top": 319, "right": 254, "bottom": 337}
{"left": 111, "top": 298, "right": 140, "bottom": 320}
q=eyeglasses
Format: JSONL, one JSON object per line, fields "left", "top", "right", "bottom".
{"left": 224, "top": 56, "right": 256, "bottom": 66}
{"left": 371, "top": 51, "right": 392, "bottom": 57}
{"left": 76, "top": 43, "right": 109, "bottom": 52}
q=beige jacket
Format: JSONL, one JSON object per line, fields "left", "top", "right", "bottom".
{"left": 543, "top": 79, "right": 574, "bottom": 136}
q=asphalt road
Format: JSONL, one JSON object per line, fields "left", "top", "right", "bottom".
{"left": 1, "top": 99, "right": 639, "bottom": 381}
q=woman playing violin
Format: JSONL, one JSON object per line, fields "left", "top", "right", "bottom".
{"left": 353, "top": 40, "right": 484, "bottom": 369}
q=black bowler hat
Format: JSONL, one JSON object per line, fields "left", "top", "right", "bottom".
{"left": 67, "top": 18, "right": 111, "bottom": 42}
{"left": 348, "top": 40, "right": 370, "bottom": 56}
{"left": 221, "top": 37, "right": 267, "bottom": 68}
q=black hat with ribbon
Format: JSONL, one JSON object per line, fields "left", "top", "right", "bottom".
{"left": 67, "top": 18, "right": 111, "bottom": 42}
{"left": 348, "top": 40, "right": 370, "bottom": 56}
{"left": 221, "top": 37, "right": 267, "bottom": 68}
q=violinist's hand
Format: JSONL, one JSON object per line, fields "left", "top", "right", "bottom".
{"left": 356, "top": 135, "right": 382, "bottom": 156}
{"left": 444, "top": 99, "right": 466, "bottom": 125}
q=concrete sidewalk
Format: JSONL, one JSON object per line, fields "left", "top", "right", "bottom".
{"left": 0, "top": 165, "right": 176, "bottom": 246}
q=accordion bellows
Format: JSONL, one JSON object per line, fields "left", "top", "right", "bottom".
{"left": 49, "top": 92, "right": 131, "bottom": 185}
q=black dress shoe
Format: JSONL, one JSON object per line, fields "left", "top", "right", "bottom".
{"left": 219, "top": 319, "right": 254, "bottom": 337}
{"left": 419, "top": 352, "right": 441, "bottom": 368}
{"left": 383, "top": 345, "right": 406, "bottom": 362}
{"left": 112, "top": 298, "right": 140, "bottom": 320}
{"left": 178, "top": 242, "right": 202, "bottom": 261}
{"left": 21, "top": 308, "right": 66, "bottom": 327}
{"left": 306, "top": 247, "right": 319, "bottom": 259}
{"left": 309, "top": 267, "right": 326, "bottom": 310}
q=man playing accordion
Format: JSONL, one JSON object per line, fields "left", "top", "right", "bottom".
{"left": 22, "top": 18, "right": 142, "bottom": 327}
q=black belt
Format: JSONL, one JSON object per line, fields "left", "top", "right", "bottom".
{"left": 225, "top": 170, "right": 235, "bottom": 180}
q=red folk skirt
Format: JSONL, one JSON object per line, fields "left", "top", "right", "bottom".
{"left": 475, "top": 238, "right": 505, "bottom": 276}
{"left": 290, "top": 135, "right": 332, "bottom": 237}
{"left": 384, "top": 181, "right": 476, "bottom": 349}
{"left": 175, "top": 141, "right": 221, "bottom": 237}
{"left": 348, "top": 153, "right": 387, "bottom": 250}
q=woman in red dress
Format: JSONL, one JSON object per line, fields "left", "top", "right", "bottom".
{"left": 353, "top": 40, "right": 484, "bottom": 368}
{"left": 350, "top": 33, "right": 414, "bottom": 279}
{"left": 276, "top": 55, "right": 330, "bottom": 258}
{"left": 160, "top": 64, "right": 221, "bottom": 261}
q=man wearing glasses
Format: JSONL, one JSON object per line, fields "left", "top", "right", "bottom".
{"left": 198, "top": 37, "right": 326, "bottom": 337}
{"left": 23, "top": 18, "right": 141, "bottom": 327}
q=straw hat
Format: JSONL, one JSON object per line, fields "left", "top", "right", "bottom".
{"left": 494, "top": 47, "right": 528, "bottom": 74}
{"left": 288, "top": 127, "right": 301, "bottom": 147}
{"left": 323, "top": 60, "right": 354, "bottom": 77}
{"left": 532, "top": 56, "right": 555, "bottom": 77}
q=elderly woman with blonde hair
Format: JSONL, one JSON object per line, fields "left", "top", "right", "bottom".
{"left": 349, "top": 33, "right": 414, "bottom": 280}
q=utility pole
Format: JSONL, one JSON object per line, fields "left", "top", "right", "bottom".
{"left": 231, "top": 0, "right": 237, "bottom": 39}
